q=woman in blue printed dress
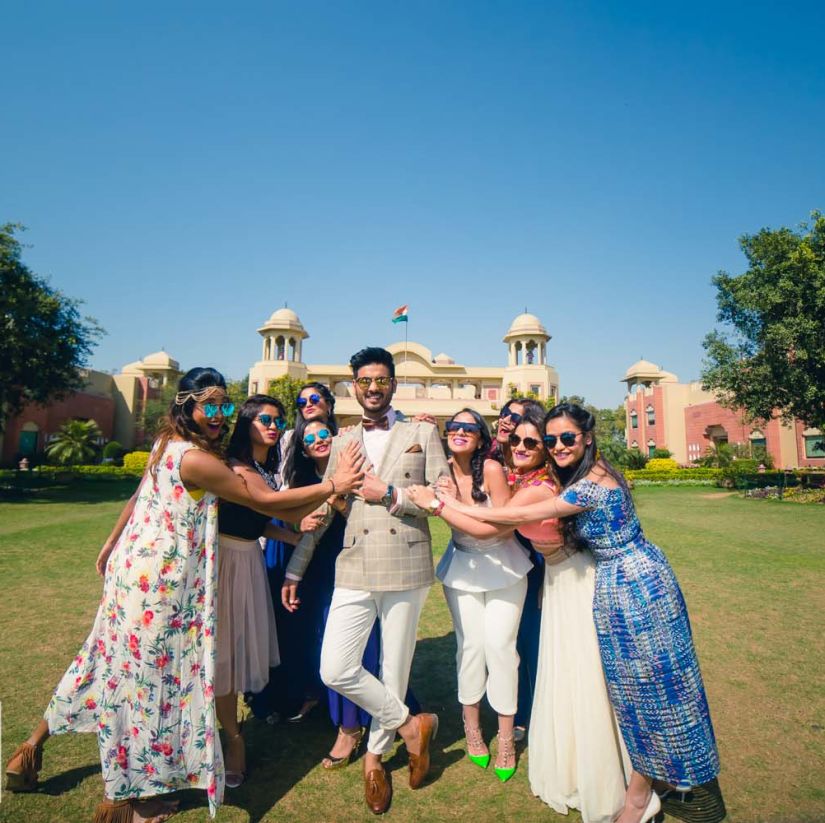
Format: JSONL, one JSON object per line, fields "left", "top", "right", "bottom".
{"left": 441, "top": 403, "right": 723, "bottom": 823}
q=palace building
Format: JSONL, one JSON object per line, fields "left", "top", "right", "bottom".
{"left": 621, "top": 359, "right": 824, "bottom": 469}
{"left": 247, "top": 307, "right": 560, "bottom": 425}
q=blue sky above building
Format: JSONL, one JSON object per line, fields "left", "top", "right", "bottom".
{"left": 3, "top": 1, "right": 823, "bottom": 406}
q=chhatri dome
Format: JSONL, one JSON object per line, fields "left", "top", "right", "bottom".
{"left": 504, "top": 312, "right": 549, "bottom": 339}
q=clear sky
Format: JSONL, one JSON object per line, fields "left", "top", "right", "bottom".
{"left": 3, "top": 1, "right": 823, "bottom": 408}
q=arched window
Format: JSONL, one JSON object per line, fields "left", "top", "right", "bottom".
{"left": 646, "top": 404, "right": 655, "bottom": 426}
{"left": 630, "top": 410, "right": 638, "bottom": 429}
{"left": 647, "top": 438, "right": 656, "bottom": 458}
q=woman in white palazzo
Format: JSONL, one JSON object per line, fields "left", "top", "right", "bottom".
{"left": 412, "top": 408, "right": 630, "bottom": 821}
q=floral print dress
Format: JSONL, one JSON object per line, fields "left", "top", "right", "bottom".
{"left": 45, "top": 440, "right": 224, "bottom": 816}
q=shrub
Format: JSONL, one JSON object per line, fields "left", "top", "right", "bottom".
{"left": 645, "top": 458, "right": 679, "bottom": 472}
{"left": 652, "top": 448, "right": 672, "bottom": 459}
{"left": 623, "top": 449, "right": 649, "bottom": 470}
{"left": 102, "top": 440, "right": 126, "bottom": 465}
{"left": 122, "top": 451, "right": 150, "bottom": 473}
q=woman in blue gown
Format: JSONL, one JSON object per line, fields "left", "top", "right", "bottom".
{"left": 442, "top": 403, "right": 723, "bottom": 823}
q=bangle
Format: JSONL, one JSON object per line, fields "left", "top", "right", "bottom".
{"left": 433, "top": 500, "right": 445, "bottom": 517}
{"left": 329, "top": 478, "right": 336, "bottom": 494}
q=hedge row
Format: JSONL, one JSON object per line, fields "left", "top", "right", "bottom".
{"left": 0, "top": 465, "right": 143, "bottom": 480}
{"left": 624, "top": 468, "right": 721, "bottom": 481}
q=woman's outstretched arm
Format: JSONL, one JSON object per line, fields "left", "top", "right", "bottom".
{"left": 442, "top": 492, "right": 583, "bottom": 524}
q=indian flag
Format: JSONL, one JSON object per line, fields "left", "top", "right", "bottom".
{"left": 391, "top": 304, "right": 409, "bottom": 324}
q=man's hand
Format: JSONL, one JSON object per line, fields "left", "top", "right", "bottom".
{"left": 358, "top": 472, "right": 390, "bottom": 504}
{"left": 281, "top": 581, "right": 301, "bottom": 612}
{"left": 413, "top": 413, "right": 437, "bottom": 425}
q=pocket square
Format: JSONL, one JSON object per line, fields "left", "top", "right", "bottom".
{"left": 405, "top": 444, "right": 423, "bottom": 454}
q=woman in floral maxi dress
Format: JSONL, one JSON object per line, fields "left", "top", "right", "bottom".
{"left": 4, "top": 368, "right": 364, "bottom": 823}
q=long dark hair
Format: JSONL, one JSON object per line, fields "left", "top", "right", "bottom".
{"left": 447, "top": 408, "right": 491, "bottom": 503}
{"left": 544, "top": 403, "right": 627, "bottom": 491}
{"left": 148, "top": 367, "right": 227, "bottom": 478}
{"left": 227, "top": 395, "right": 286, "bottom": 472}
{"left": 283, "top": 415, "right": 333, "bottom": 489}
{"left": 297, "top": 381, "right": 339, "bottom": 434}
{"left": 490, "top": 397, "right": 547, "bottom": 466}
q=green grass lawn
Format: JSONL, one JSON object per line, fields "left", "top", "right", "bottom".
{"left": 1, "top": 483, "right": 823, "bottom": 822}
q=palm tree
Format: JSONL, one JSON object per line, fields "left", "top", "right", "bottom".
{"left": 45, "top": 419, "right": 103, "bottom": 466}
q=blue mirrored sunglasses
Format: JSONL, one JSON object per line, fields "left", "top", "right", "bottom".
{"left": 296, "top": 393, "right": 322, "bottom": 408}
{"left": 303, "top": 428, "right": 331, "bottom": 445}
{"left": 202, "top": 402, "right": 235, "bottom": 419}
{"left": 257, "top": 414, "right": 286, "bottom": 430}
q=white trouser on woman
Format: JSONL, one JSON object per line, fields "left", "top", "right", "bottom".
{"left": 320, "top": 585, "right": 429, "bottom": 755}
{"left": 444, "top": 575, "right": 528, "bottom": 716}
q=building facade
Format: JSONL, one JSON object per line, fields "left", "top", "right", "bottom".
{"left": 621, "top": 359, "right": 824, "bottom": 469}
{"left": 0, "top": 352, "right": 181, "bottom": 466}
{"left": 248, "top": 308, "right": 560, "bottom": 425}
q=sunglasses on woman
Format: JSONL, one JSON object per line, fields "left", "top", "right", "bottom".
{"left": 508, "top": 433, "right": 544, "bottom": 451}
{"left": 499, "top": 410, "right": 523, "bottom": 425}
{"left": 201, "top": 402, "right": 235, "bottom": 419}
{"left": 257, "top": 414, "right": 286, "bottom": 430}
{"left": 296, "top": 393, "right": 322, "bottom": 408}
{"left": 543, "top": 431, "right": 584, "bottom": 448}
{"left": 303, "top": 428, "right": 331, "bottom": 446}
{"left": 445, "top": 421, "right": 482, "bottom": 434}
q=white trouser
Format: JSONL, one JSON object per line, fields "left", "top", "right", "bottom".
{"left": 444, "top": 575, "right": 528, "bottom": 716}
{"left": 320, "top": 585, "right": 429, "bottom": 755}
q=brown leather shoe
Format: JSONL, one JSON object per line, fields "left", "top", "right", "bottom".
{"left": 364, "top": 767, "right": 392, "bottom": 815}
{"left": 408, "top": 712, "right": 439, "bottom": 789}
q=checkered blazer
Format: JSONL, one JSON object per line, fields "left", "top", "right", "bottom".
{"left": 286, "top": 418, "right": 450, "bottom": 592}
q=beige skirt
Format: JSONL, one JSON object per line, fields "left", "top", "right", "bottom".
{"left": 215, "top": 535, "right": 280, "bottom": 696}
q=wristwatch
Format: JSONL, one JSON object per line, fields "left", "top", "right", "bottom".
{"left": 426, "top": 498, "right": 445, "bottom": 516}
{"left": 381, "top": 484, "right": 395, "bottom": 508}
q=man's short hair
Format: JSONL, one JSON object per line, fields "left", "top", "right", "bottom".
{"left": 349, "top": 347, "right": 396, "bottom": 379}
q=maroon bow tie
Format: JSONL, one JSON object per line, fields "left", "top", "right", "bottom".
{"left": 362, "top": 416, "right": 390, "bottom": 431}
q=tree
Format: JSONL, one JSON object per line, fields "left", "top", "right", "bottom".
{"left": 45, "top": 419, "right": 103, "bottom": 465}
{"left": 268, "top": 375, "right": 305, "bottom": 427}
{"left": 702, "top": 212, "right": 825, "bottom": 430}
{"left": 0, "top": 224, "right": 102, "bottom": 432}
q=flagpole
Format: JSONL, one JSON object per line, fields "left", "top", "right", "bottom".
{"left": 404, "top": 318, "right": 409, "bottom": 384}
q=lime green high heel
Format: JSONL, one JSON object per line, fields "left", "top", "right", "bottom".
{"left": 463, "top": 720, "right": 490, "bottom": 769}
{"left": 494, "top": 732, "right": 516, "bottom": 783}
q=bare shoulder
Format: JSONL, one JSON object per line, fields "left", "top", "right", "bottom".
{"left": 587, "top": 463, "right": 620, "bottom": 489}
{"left": 483, "top": 459, "right": 506, "bottom": 480}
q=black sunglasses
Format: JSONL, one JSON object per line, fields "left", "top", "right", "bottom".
{"left": 543, "top": 432, "right": 584, "bottom": 448}
{"left": 508, "top": 433, "right": 543, "bottom": 451}
{"left": 445, "top": 421, "right": 482, "bottom": 434}
{"left": 499, "top": 410, "right": 523, "bottom": 425}
{"left": 297, "top": 393, "right": 322, "bottom": 408}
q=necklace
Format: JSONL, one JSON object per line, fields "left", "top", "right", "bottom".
{"left": 509, "top": 465, "right": 552, "bottom": 490}
{"left": 253, "top": 459, "right": 280, "bottom": 490}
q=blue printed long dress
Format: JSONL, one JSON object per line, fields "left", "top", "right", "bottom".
{"left": 45, "top": 440, "right": 224, "bottom": 816}
{"left": 560, "top": 479, "right": 719, "bottom": 787}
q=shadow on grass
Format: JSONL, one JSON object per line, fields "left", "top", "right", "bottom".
{"left": 36, "top": 762, "right": 103, "bottom": 795}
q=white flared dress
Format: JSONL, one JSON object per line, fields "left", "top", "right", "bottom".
{"left": 528, "top": 548, "right": 630, "bottom": 823}
{"left": 45, "top": 440, "right": 224, "bottom": 816}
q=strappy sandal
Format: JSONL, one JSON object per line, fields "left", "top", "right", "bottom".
{"left": 494, "top": 732, "right": 517, "bottom": 783}
{"left": 5, "top": 741, "right": 43, "bottom": 792}
{"left": 321, "top": 726, "right": 363, "bottom": 770}
{"left": 462, "top": 719, "right": 490, "bottom": 769}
